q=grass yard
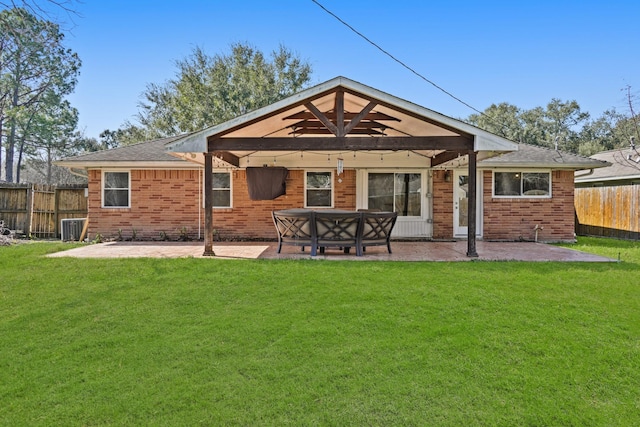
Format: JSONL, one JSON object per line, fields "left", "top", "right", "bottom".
{"left": 1, "top": 238, "right": 639, "bottom": 426}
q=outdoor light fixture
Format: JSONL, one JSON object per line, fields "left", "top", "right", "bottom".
{"left": 337, "top": 158, "right": 344, "bottom": 175}
{"left": 444, "top": 170, "right": 452, "bottom": 182}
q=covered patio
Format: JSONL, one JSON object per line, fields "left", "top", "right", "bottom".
{"left": 166, "top": 77, "right": 519, "bottom": 258}
{"left": 48, "top": 241, "right": 615, "bottom": 262}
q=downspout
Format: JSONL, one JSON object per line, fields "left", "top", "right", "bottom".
{"left": 198, "top": 167, "right": 202, "bottom": 240}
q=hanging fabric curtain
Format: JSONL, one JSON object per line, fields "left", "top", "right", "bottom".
{"left": 246, "top": 167, "right": 288, "bottom": 200}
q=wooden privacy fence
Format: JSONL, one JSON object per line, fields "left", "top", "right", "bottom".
{"left": 0, "top": 183, "right": 88, "bottom": 238}
{"left": 575, "top": 185, "right": 640, "bottom": 240}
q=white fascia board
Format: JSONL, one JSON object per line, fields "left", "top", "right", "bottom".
{"left": 575, "top": 174, "right": 640, "bottom": 183}
{"left": 480, "top": 162, "right": 602, "bottom": 170}
{"left": 55, "top": 161, "right": 199, "bottom": 170}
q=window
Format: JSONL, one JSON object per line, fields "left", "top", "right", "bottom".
{"left": 306, "top": 171, "right": 333, "bottom": 207}
{"left": 212, "top": 172, "right": 231, "bottom": 208}
{"left": 494, "top": 171, "right": 551, "bottom": 197}
{"left": 103, "top": 171, "right": 130, "bottom": 207}
{"left": 368, "top": 172, "right": 421, "bottom": 216}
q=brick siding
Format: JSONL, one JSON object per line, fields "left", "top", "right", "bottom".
{"left": 87, "top": 169, "right": 356, "bottom": 241}
{"left": 87, "top": 168, "right": 575, "bottom": 242}
{"left": 432, "top": 170, "right": 454, "bottom": 240}
{"left": 482, "top": 170, "right": 576, "bottom": 242}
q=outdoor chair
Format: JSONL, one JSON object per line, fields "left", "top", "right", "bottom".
{"left": 359, "top": 211, "right": 398, "bottom": 254}
{"left": 272, "top": 210, "right": 317, "bottom": 256}
{"left": 314, "top": 211, "right": 362, "bottom": 256}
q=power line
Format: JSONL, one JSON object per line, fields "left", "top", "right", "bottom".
{"left": 310, "top": 0, "right": 486, "bottom": 117}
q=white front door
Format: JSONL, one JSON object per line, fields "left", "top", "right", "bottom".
{"left": 453, "top": 170, "right": 481, "bottom": 237}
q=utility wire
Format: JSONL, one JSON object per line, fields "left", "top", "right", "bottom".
{"left": 311, "top": 0, "right": 487, "bottom": 118}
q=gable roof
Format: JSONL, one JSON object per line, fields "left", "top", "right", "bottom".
{"left": 575, "top": 149, "right": 640, "bottom": 183}
{"left": 480, "top": 143, "right": 610, "bottom": 170}
{"left": 165, "top": 76, "right": 519, "bottom": 156}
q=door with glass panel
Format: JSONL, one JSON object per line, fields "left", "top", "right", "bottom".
{"left": 366, "top": 172, "right": 428, "bottom": 237}
{"left": 453, "top": 170, "right": 481, "bottom": 237}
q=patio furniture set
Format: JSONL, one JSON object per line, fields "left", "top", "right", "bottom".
{"left": 272, "top": 209, "right": 398, "bottom": 257}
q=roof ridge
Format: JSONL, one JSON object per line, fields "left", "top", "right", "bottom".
{"left": 517, "top": 142, "right": 605, "bottom": 162}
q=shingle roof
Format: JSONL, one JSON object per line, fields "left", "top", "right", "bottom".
{"left": 57, "top": 136, "right": 188, "bottom": 165}
{"left": 575, "top": 149, "right": 640, "bottom": 182}
{"left": 480, "top": 143, "right": 610, "bottom": 170}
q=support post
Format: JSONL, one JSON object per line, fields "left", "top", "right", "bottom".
{"left": 203, "top": 152, "right": 215, "bottom": 256}
{"left": 467, "top": 149, "right": 479, "bottom": 257}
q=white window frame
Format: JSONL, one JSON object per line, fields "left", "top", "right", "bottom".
{"left": 365, "top": 170, "right": 424, "bottom": 217}
{"left": 102, "top": 170, "right": 131, "bottom": 208}
{"left": 210, "top": 170, "right": 233, "bottom": 209}
{"left": 304, "top": 170, "right": 334, "bottom": 208}
{"left": 492, "top": 170, "right": 552, "bottom": 198}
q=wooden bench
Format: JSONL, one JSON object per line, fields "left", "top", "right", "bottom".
{"left": 272, "top": 210, "right": 398, "bottom": 257}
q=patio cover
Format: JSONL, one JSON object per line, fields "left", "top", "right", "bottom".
{"left": 165, "top": 76, "right": 519, "bottom": 257}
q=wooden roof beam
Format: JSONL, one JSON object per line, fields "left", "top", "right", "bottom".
{"left": 208, "top": 136, "right": 473, "bottom": 152}
{"left": 431, "top": 150, "right": 466, "bottom": 167}
{"left": 343, "top": 101, "right": 377, "bottom": 135}
{"left": 283, "top": 110, "right": 401, "bottom": 121}
{"left": 212, "top": 151, "right": 240, "bottom": 167}
{"left": 304, "top": 102, "right": 339, "bottom": 136}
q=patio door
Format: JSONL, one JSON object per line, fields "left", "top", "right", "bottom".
{"left": 453, "top": 170, "right": 481, "bottom": 237}
{"left": 360, "top": 170, "right": 430, "bottom": 238}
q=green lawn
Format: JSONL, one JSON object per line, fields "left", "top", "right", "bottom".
{"left": 1, "top": 238, "right": 639, "bottom": 426}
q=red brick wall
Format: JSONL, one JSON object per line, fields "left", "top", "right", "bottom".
{"left": 87, "top": 168, "right": 575, "bottom": 242}
{"left": 212, "top": 169, "right": 356, "bottom": 240}
{"left": 88, "top": 169, "right": 203, "bottom": 241}
{"left": 432, "top": 170, "right": 454, "bottom": 240}
{"left": 482, "top": 170, "right": 576, "bottom": 242}
{"left": 87, "top": 168, "right": 356, "bottom": 241}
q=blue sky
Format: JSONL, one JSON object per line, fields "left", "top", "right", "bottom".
{"left": 62, "top": 0, "right": 640, "bottom": 139}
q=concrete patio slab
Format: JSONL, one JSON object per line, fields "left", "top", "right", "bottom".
{"left": 47, "top": 240, "right": 615, "bottom": 262}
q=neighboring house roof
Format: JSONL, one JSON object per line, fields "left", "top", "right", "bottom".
{"left": 56, "top": 136, "right": 200, "bottom": 169}
{"left": 165, "top": 76, "right": 519, "bottom": 156}
{"left": 575, "top": 149, "right": 640, "bottom": 183}
{"left": 480, "top": 143, "right": 610, "bottom": 170}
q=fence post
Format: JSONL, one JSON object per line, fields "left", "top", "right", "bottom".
{"left": 26, "top": 183, "right": 33, "bottom": 237}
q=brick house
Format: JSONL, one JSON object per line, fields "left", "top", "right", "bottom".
{"left": 57, "top": 77, "right": 607, "bottom": 254}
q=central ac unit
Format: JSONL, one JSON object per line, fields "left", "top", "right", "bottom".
{"left": 61, "top": 218, "right": 86, "bottom": 241}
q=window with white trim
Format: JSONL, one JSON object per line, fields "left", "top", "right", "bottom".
{"left": 368, "top": 172, "right": 421, "bottom": 216}
{"left": 305, "top": 171, "right": 333, "bottom": 208}
{"left": 212, "top": 172, "right": 232, "bottom": 208}
{"left": 102, "top": 171, "right": 130, "bottom": 208}
{"left": 493, "top": 171, "right": 551, "bottom": 197}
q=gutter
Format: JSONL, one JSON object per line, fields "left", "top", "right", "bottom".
{"left": 574, "top": 169, "right": 594, "bottom": 179}
{"left": 68, "top": 168, "right": 88, "bottom": 179}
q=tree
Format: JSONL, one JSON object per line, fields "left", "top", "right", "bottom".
{"left": 19, "top": 92, "right": 78, "bottom": 183}
{"left": 120, "top": 43, "right": 312, "bottom": 143}
{"left": 466, "top": 102, "right": 524, "bottom": 141}
{"left": 0, "top": 7, "right": 80, "bottom": 182}
{"left": 0, "top": 0, "right": 78, "bottom": 28}
{"left": 466, "top": 99, "right": 590, "bottom": 152}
